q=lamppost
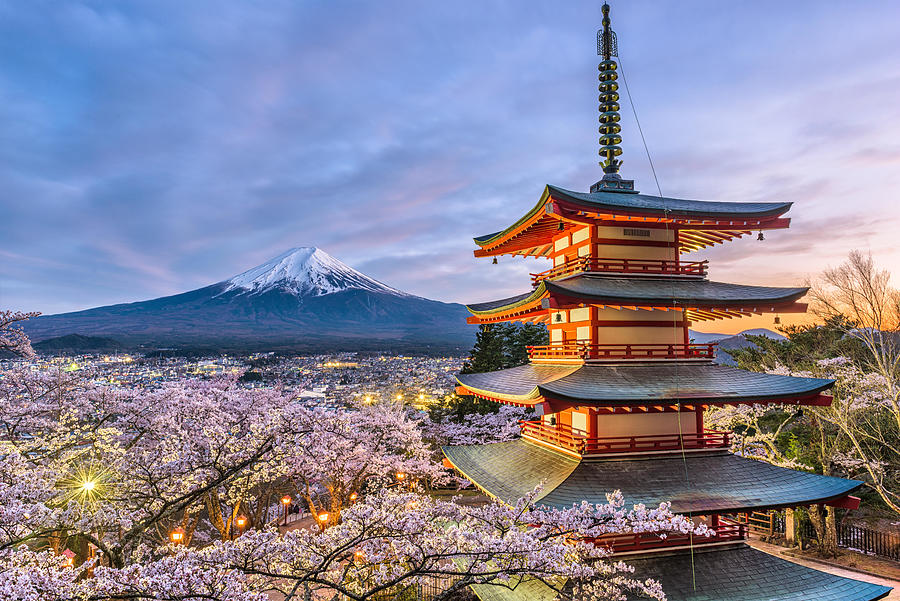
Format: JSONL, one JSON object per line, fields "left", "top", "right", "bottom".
{"left": 170, "top": 527, "right": 185, "bottom": 545}
{"left": 281, "top": 495, "right": 292, "bottom": 526}
{"left": 235, "top": 516, "right": 247, "bottom": 539}
{"left": 349, "top": 491, "right": 358, "bottom": 502}
{"left": 317, "top": 510, "right": 329, "bottom": 527}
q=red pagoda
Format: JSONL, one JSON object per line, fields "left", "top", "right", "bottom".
{"left": 443, "top": 4, "right": 891, "bottom": 601}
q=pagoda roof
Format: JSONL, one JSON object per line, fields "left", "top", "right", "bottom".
{"left": 474, "top": 185, "right": 793, "bottom": 257}
{"left": 442, "top": 439, "right": 862, "bottom": 514}
{"left": 456, "top": 363, "right": 833, "bottom": 406}
{"left": 466, "top": 276, "right": 808, "bottom": 317}
{"left": 471, "top": 545, "right": 891, "bottom": 601}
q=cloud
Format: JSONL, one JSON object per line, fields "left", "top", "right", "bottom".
{"left": 1, "top": 0, "right": 900, "bottom": 315}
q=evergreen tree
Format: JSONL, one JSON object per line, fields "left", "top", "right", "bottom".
{"left": 460, "top": 325, "right": 506, "bottom": 374}
{"left": 460, "top": 323, "right": 549, "bottom": 374}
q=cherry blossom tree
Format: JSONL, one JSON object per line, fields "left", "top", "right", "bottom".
{"left": 422, "top": 404, "right": 529, "bottom": 447}
{"left": 280, "top": 403, "right": 446, "bottom": 528}
{"left": 0, "top": 324, "right": 705, "bottom": 600}
{"left": 56, "top": 488, "right": 702, "bottom": 601}
{"left": 0, "top": 368, "right": 304, "bottom": 567}
{"left": 0, "top": 310, "right": 40, "bottom": 358}
{"left": 807, "top": 251, "right": 900, "bottom": 514}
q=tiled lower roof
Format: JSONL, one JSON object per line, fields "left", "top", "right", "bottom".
{"left": 442, "top": 439, "right": 862, "bottom": 513}
{"left": 471, "top": 545, "right": 891, "bottom": 601}
{"left": 456, "top": 363, "right": 833, "bottom": 405}
{"left": 466, "top": 275, "right": 808, "bottom": 314}
{"left": 624, "top": 545, "right": 891, "bottom": 601}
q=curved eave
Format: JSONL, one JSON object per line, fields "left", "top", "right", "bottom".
{"left": 465, "top": 284, "right": 549, "bottom": 324}
{"left": 548, "top": 185, "right": 793, "bottom": 220}
{"left": 544, "top": 277, "right": 809, "bottom": 310}
{"left": 456, "top": 363, "right": 580, "bottom": 405}
{"left": 473, "top": 185, "right": 794, "bottom": 257}
{"left": 466, "top": 278, "right": 810, "bottom": 323}
{"left": 443, "top": 439, "right": 862, "bottom": 515}
{"left": 456, "top": 363, "right": 834, "bottom": 407}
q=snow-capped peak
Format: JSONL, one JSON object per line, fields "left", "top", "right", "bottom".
{"left": 222, "top": 247, "right": 408, "bottom": 297}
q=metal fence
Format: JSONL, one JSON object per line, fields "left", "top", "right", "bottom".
{"left": 789, "top": 515, "right": 900, "bottom": 561}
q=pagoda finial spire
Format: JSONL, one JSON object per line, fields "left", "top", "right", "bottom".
{"left": 591, "top": 2, "right": 635, "bottom": 193}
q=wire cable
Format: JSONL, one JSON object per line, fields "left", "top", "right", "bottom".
{"left": 619, "top": 53, "right": 697, "bottom": 592}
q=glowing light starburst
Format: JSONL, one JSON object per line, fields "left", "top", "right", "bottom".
{"left": 58, "top": 460, "right": 113, "bottom": 508}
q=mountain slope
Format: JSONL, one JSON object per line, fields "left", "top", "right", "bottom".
{"left": 24, "top": 248, "right": 474, "bottom": 352}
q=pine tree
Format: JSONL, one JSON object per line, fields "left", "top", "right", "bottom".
{"left": 460, "top": 325, "right": 506, "bottom": 374}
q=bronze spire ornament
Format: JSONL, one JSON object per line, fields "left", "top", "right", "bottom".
{"left": 591, "top": 2, "right": 635, "bottom": 193}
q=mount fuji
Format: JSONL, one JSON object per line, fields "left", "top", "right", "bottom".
{"left": 23, "top": 248, "right": 474, "bottom": 352}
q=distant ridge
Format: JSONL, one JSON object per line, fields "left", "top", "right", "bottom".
{"left": 691, "top": 328, "right": 787, "bottom": 365}
{"left": 33, "top": 334, "right": 122, "bottom": 354}
{"left": 24, "top": 247, "right": 474, "bottom": 353}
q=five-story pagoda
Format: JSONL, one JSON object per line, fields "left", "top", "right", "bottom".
{"left": 443, "top": 4, "right": 891, "bottom": 601}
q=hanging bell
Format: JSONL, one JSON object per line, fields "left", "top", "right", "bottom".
{"left": 757, "top": 231, "right": 765, "bottom": 241}
{"left": 558, "top": 222, "right": 565, "bottom": 231}
{"left": 555, "top": 312, "right": 563, "bottom": 323}
{"left": 774, "top": 315, "right": 781, "bottom": 325}
{"left": 492, "top": 257, "right": 498, "bottom": 265}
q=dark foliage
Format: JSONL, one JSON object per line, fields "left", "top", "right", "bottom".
{"left": 459, "top": 323, "right": 548, "bottom": 374}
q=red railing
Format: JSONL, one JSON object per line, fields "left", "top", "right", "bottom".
{"left": 519, "top": 420, "right": 732, "bottom": 455}
{"left": 593, "top": 522, "right": 746, "bottom": 553}
{"left": 527, "top": 342, "right": 716, "bottom": 361}
{"left": 531, "top": 257, "right": 708, "bottom": 285}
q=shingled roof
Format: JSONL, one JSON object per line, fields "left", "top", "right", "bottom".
{"left": 474, "top": 185, "right": 793, "bottom": 248}
{"left": 466, "top": 276, "right": 808, "bottom": 314}
{"left": 456, "top": 363, "right": 833, "bottom": 405}
{"left": 443, "top": 440, "right": 861, "bottom": 513}
{"left": 470, "top": 545, "right": 891, "bottom": 601}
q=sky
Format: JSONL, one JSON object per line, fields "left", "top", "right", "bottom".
{"left": 1, "top": 0, "right": 899, "bottom": 335}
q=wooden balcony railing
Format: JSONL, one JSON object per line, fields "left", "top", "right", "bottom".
{"left": 519, "top": 420, "right": 733, "bottom": 456}
{"left": 593, "top": 522, "right": 746, "bottom": 553}
{"left": 527, "top": 342, "right": 716, "bottom": 362}
{"left": 531, "top": 257, "right": 708, "bottom": 285}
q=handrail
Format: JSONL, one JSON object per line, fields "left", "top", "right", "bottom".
{"left": 593, "top": 522, "right": 745, "bottom": 553}
{"left": 527, "top": 342, "right": 716, "bottom": 361}
{"left": 519, "top": 420, "right": 732, "bottom": 455}
{"left": 531, "top": 257, "right": 708, "bottom": 285}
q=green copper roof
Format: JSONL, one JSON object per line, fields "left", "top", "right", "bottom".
{"left": 546, "top": 185, "right": 793, "bottom": 219}
{"left": 474, "top": 185, "right": 793, "bottom": 247}
{"left": 469, "top": 545, "right": 891, "bottom": 601}
{"left": 466, "top": 276, "right": 808, "bottom": 314}
{"left": 456, "top": 363, "right": 834, "bottom": 405}
{"left": 624, "top": 545, "right": 891, "bottom": 601}
{"left": 443, "top": 440, "right": 862, "bottom": 513}
{"left": 443, "top": 439, "right": 579, "bottom": 503}
{"left": 546, "top": 275, "right": 808, "bottom": 307}
{"left": 467, "top": 283, "right": 547, "bottom": 315}
{"left": 470, "top": 576, "right": 563, "bottom": 601}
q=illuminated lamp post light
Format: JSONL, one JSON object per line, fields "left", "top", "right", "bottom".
{"left": 349, "top": 492, "right": 358, "bottom": 502}
{"left": 317, "top": 510, "right": 329, "bottom": 526}
{"left": 395, "top": 471, "right": 407, "bottom": 488}
{"left": 281, "top": 494, "right": 292, "bottom": 525}
{"left": 170, "top": 527, "right": 185, "bottom": 545}
{"left": 235, "top": 515, "right": 247, "bottom": 538}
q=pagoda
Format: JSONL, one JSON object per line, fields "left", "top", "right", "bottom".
{"left": 443, "top": 4, "right": 892, "bottom": 601}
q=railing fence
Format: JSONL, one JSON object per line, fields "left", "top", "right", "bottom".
{"left": 760, "top": 510, "right": 900, "bottom": 561}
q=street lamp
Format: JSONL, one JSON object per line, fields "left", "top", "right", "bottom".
{"left": 170, "top": 527, "right": 185, "bottom": 545}
{"left": 395, "top": 472, "right": 406, "bottom": 482}
{"left": 235, "top": 516, "right": 247, "bottom": 538}
{"left": 317, "top": 511, "right": 329, "bottom": 525}
{"left": 349, "top": 492, "right": 358, "bottom": 502}
{"left": 281, "top": 495, "right": 292, "bottom": 525}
